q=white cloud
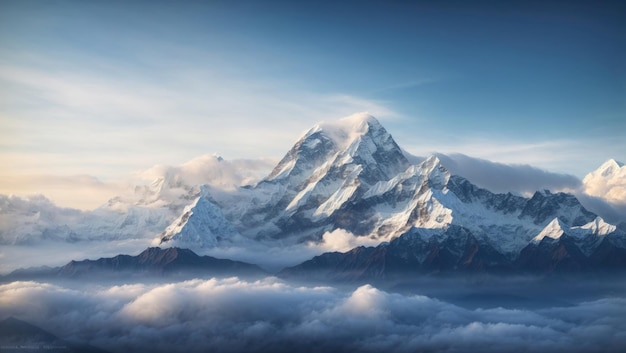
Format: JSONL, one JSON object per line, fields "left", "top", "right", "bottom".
{"left": 582, "top": 160, "right": 626, "bottom": 206}
{"left": 433, "top": 153, "right": 582, "bottom": 195}
{"left": 135, "top": 154, "right": 276, "bottom": 191}
{"left": 308, "top": 228, "right": 382, "bottom": 253}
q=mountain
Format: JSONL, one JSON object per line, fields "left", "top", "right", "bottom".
{"left": 517, "top": 216, "right": 626, "bottom": 272}
{"left": 160, "top": 113, "right": 412, "bottom": 245}
{"left": 170, "top": 113, "right": 594, "bottom": 249}
{"left": 281, "top": 217, "right": 626, "bottom": 281}
{"left": 2, "top": 247, "right": 266, "bottom": 281}
{"left": 159, "top": 114, "right": 625, "bottom": 277}
{"left": 0, "top": 154, "right": 273, "bottom": 245}
{"left": 0, "top": 183, "right": 186, "bottom": 245}
{"left": 0, "top": 316, "right": 109, "bottom": 353}
{"left": 3, "top": 113, "right": 625, "bottom": 277}
{"left": 157, "top": 186, "right": 241, "bottom": 247}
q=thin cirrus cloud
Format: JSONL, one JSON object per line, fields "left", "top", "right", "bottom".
{"left": 0, "top": 54, "right": 399, "bottom": 209}
{"left": 0, "top": 278, "right": 625, "bottom": 353}
{"left": 0, "top": 59, "right": 399, "bottom": 170}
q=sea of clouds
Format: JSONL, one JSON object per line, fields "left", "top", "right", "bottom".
{"left": 1, "top": 277, "right": 625, "bottom": 353}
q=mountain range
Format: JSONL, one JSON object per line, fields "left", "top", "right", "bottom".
{"left": 1, "top": 113, "right": 625, "bottom": 276}
{"left": 1, "top": 247, "right": 266, "bottom": 282}
{"left": 156, "top": 114, "right": 625, "bottom": 272}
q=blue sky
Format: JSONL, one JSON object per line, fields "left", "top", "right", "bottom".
{"left": 0, "top": 0, "right": 624, "bottom": 207}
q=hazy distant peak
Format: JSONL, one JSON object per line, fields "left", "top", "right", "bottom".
{"left": 598, "top": 158, "right": 624, "bottom": 175}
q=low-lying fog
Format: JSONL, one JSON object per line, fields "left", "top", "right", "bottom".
{"left": 0, "top": 228, "right": 381, "bottom": 274}
{"left": 1, "top": 275, "right": 625, "bottom": 353}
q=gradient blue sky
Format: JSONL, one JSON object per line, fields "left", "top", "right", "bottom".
{"left": 1, "top": 0, "right": 624, "bottom": 206}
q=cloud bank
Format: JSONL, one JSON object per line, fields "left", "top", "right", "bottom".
{"left": 135, "top": 154, "right": 276, "bottom": 191}
{"left": 1, "top": 278, "right": 624, "bottom": 353}
{"left": 433, "top": 153, "right": 582, "bottom": 195}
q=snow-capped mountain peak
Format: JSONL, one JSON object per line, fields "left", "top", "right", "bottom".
{"left": 532, "top": 218, "right": 567, "bottom": 243}
{"left": 311, "top": 112, "right": 381, "bottom": 150}
{"left": 574, "top": 216, "right": 617, "bottom": 236}
{"left": 419, "top": 155, "right": 450, "bottom": 189}
{"left": 530, "top": 216, "right": 617, "bottom": 245}
{"left": 157, "top": 186, "right": 239, "bottom": 247}
{"left": 265, "top": 112, "right": 406, "bottom": 185}
{"left": 598, "top": 159, "right": 625, "bottom": 177}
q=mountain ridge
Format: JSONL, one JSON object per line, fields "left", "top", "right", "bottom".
{"left": 1, "top": 247, "right": 266, "bottom": 281}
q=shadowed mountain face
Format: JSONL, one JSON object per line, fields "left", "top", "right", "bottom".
{"left": 0, "top": 317, "right": 109, "bottom": 353}
{"left": 3, "top": 247, "right": 266, "bottom": 281}
{"left": 280, "top": 225, "right": 626, "bottom": 282}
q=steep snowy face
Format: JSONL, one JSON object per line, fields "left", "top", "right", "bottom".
{"left": 583, "top": 159, "right": 626, "bottom": 205}
{"left": 362, "top": 156, "right": 452, "bottom": 236}
{"left": 321, "top": 113, "right": 409, "bottom": 184}
{"left": 574, "top": 216, "right": 617, "bottom": 236}
{"left": 158, "top": 187, "right": 240, "bottom": 247}
{"left": 532, "top": 218, "right": 567, "bottom": 243}
{"left": 265, "top": 113, "right": 408, "bottom": 186}
{"left": 358, "top": 156, "right": 599, "bottom": 256}
{"left": 224, "top": 113, "right": 410, "bottom": 241}
{"left": 420, "top": 155, "right": 451, "bottom": 189}
{"left": 265, "top": 128, "right": 337, "bottom": 185}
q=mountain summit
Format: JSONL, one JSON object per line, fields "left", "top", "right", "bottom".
{"left": 183, "top": 113, "right": 413, "bottom": 244}
{"left": 266, "top": 112, "right": 409, "bottom": 185}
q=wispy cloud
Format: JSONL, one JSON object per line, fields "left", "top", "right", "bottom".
{"left": 371, "top": 78, "right": 438, "bottom": 94}
{"left": 0, "top": 54, "right": 400, "bottom": 177}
